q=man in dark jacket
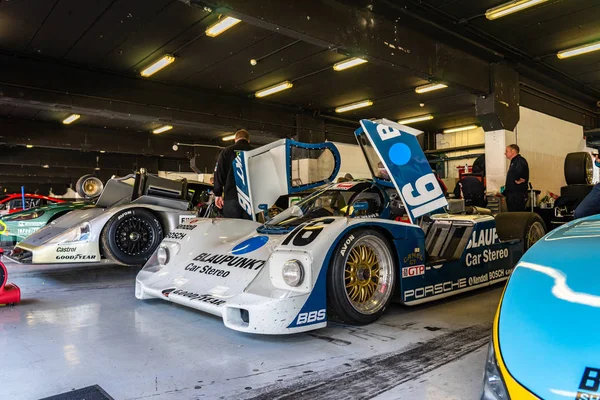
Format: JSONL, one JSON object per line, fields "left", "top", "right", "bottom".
{"left": 453, "top": 165, "right": 487, "bottom": 207}
{"left": 213, "top": 129, "right": 252, "bottom": 218}
{"left": 503, "top": 144, "right": 529, "bottom": 211}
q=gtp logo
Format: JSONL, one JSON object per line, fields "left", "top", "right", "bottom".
{"left": 577, "top": 367, "right": 600, "bottom": 399}
{"left": 402, "top": 265, "right": 425, "bottom": 278}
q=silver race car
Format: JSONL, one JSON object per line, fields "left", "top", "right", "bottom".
{"left": 10, "top": 171, "right": 212, "bottom": 266}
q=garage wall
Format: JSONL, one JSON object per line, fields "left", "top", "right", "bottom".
{"left": 515, "top": 106, "right": 587, "bottom": 194}
{"left": 435, "top": 127, "right": 485, "bottom": 190}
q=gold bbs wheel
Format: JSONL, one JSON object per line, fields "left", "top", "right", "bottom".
{"left": 328, "top": 229, "right": 396, "bottom": 324}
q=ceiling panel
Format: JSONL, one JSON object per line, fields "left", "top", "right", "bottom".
{"left": 27, "top": 0, "right": 114, "bottom": 58}
{"left": 102, "top": 1, "right": 210, "bottom": 72}
{"left": 153, "top": 22, "right": 273, "bottom": 84}
{"left": 187, "top": 38, "right": 326, "bottom": 91}
{"left": 0, "top": 0, "right": 57, "bottom": 52}
{"left": 260, "top": 64, "right": 429, "bottom": 110}
{"left": 64, "top": 0, "right": 173, "bottom": 65}
{"left": 235, "top": 50, "right": 348, "bottom": 95}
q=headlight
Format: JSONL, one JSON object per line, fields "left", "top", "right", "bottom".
{"left": 157, "top": 246, "right": 169, "bottom": 266}
{"left": 282, "top": 260, "right": 304, "bottom": 287}
{"left": 48, "top": 222, "right": 91, "bottom": 244}
{"left": 482, "top": 340, "right": 509, "bottom": 400}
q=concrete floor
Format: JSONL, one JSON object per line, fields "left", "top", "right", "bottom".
{"left": 1, "top": 260, "right": 500, "bottom": 400}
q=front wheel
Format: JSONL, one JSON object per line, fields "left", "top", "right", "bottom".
{"left": 101, "top": 208, "right": 164, "bottom": 266}
{"left": 327, "top": 229, "right": 396, "bottom": 325}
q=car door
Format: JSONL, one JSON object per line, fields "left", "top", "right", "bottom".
{"left": 234, "top": 139, "right": 341, "bottom": 221}
{"left": 354, "top": 119, "right": 448, "bottom": 224}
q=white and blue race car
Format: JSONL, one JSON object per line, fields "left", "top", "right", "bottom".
{"left": 136, "top": 119, "right": 546, "bottom": 334}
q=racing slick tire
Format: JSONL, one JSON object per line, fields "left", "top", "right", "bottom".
{"left": 495, "top": 212, "right": 546, "bottom": 252}
{"left": 564, "top": 152, "right": 593, "bottom": 185}
{"left": 560, "top": 184, "right": 594, "bottom": 200}
{"left": 327, "top": 229, "right": 396, "bottom": 325}
{"left": 76, "top": 174, "right": 104, "bottom": 199}
{"left": 101, "top": 208, "right": 164, "bottom": 266}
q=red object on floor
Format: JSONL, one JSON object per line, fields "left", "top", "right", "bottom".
{"left": 0, "top": 248, "right": 21, "bottom": 305}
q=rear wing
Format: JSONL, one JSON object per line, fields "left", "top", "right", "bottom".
{"left": 356, "top": 119, "right": 447, "bottom": 223}
{"left": 234, "top": 139, "right": 341, "bottom": 221}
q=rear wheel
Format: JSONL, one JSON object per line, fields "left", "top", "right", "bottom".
{"left": 101, "top": 208, "right": 163, "bottom": 266}
{"left": 495, "top": 212, "right": 546, "bottom": 251}
{"left": 327, "top": 229, "right": 396, "bottom": 325}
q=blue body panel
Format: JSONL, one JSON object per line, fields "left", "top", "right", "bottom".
{"left": 498, "top": 215, "right": 600, "bottom": 399}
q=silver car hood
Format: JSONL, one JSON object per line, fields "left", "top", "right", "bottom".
{"left": 18, "top": 207, "right": 106, "bottom": 247}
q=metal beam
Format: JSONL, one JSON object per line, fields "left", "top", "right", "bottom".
{"left": 188, "top": 0, "right": 490, "bottom": 94}
{"left": 0, "top": 52, "right": 310, "bottom": 138}
{"left": 0, "top": 146, "right": 214, "bottom": 174}
{"left": 0, "top": 118, "right": 219, "bottom": 157}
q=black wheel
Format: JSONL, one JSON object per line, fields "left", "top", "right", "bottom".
{"left": 76, "top": 174, "right": 104, "bottom": 199}
{"left": 495, "top": 212, "right": 546, "bottom": 251}
{"left": 327, "top": 229, "right": 396, "bottom": 325}
{"left": 564, "top": 152, "right": 593, "bottom": 185}
{"left": 560, "top": 184, "right": 594, "bottom": 200}
{"left": 101, "top": 208, "right": 163, "bottom": 266}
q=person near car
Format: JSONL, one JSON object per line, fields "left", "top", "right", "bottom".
{"left": 213, "top": 129, "right": 252, "bottom": 219}
{"left": 453, "top": 164, "right": 487, "bottom": 207}
{"left": 574, "top": 154, "right": 600, "bottom": 219}
{"left": 503, "top": 144, "right": 529, "bottom": 212}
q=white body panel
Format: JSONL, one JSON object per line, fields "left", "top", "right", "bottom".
{"left": 135, "top": 215, "right": 419, "bottom": 334}
{"left": 15, "top": 203, "right": 195, "bottom": 264}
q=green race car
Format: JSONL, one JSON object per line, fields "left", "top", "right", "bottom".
{"left": 0, "top": 202, "right": 93, "bottom": 248}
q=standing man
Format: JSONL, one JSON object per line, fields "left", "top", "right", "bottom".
{"left": 503, "top": 144, "right": 529, "bottom": 211}
{"left": 213, "top": 129, "right": 252, "bottom": 219}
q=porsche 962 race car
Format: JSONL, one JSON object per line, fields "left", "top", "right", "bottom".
{"left": 136, "top": 119, "right": 546, "bottom": 334}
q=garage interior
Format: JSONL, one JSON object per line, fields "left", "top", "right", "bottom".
{"left": 1, "top": 0, "right": 600, "bottom": 399}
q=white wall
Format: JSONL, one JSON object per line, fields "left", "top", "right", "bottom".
{"left": 515, "top": 106, "right": 586, "bottom": 194}
{"left": 436, "top": 127, "right": 485, "bottom": 180}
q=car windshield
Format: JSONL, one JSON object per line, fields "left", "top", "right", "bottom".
{"left": 265, "top": 181, "right": 384, "bottom": 228}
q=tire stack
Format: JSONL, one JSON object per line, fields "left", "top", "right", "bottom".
{"left": 550, "top": 152, "right": 595, "bottom": 228}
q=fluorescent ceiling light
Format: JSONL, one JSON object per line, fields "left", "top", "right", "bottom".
{"left": 415, "top": 83, "right": 448, "bottom": 93}
{"left": 153, "top": 125, "right": 173, "bottom": 134}
{"left": 443, "top": 125, "right": 478, "bottom": 133}
{"left": 335, "top": 100, "right": 374, "bottom": 113}
{"left": 26, "top": 145, "right": 33, "bottom": 148}
{"left": 222, "top": 134, "right": 236, "bottom": 141}
{"left": 398, "top": 115, "right": 434, "bottom": 125}
{"left": 141, "top": 55, "right": 175, "bottom": 77}
{"left": 62, "top": 114, "right": 81, "bottom": 125}
{"left": 486, "top": 0, "right": 548, "bottom": 20}
{"left": 333, "top": 57, "right": 368, "bottom": 71}
{"left": 206, "top": 16, "right": 241, "bottom": 37}
{"left": 255, "top": 81, "right": 293, "bottom": 98}
{"left": 557, "top": 41, "right": 600, "bottom": 59}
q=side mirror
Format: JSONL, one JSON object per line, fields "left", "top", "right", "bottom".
{"left": 290, "top": 205, "right": 303, "bottom": 218}
{"left": 0, "top": 248, "right": 4, "bottom": 256}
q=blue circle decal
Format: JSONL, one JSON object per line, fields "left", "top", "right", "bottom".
{"left": 232, "top": 236, "right": 269, "bottom": 255}
{"left": 388, "top": 143, "right": 411, "bottom": 166}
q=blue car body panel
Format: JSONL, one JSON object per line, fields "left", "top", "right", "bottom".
{"left": 498, "top": 215, "right": 600, "bottom": 399}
